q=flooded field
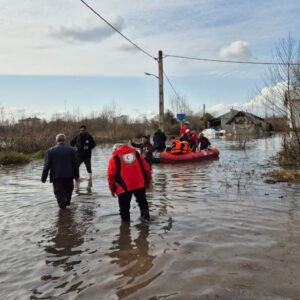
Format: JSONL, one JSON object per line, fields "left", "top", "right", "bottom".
{"left": 1, "top": 135, "right": 300, "bottom": 299}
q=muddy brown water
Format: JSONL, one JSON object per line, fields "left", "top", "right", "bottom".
{"left": 1, "top": 135, "right": 300, "bottom": 299}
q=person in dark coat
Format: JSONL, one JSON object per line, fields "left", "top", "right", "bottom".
{"left": 198, "top": 133, "right": 211, "bottom": 150}
{"left": 130, "top": 135, "right": 153, "bottom": 168}
{"left": 41, "top": 134, "right": 79, "bottom": 209}
{"left": 152, "top": 129, "right": 167, "bottom": 152}
{"left": 70, "top": 125, "right": 96, "bottom": 180}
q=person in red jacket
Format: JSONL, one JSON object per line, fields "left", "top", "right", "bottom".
{"left": 107, "top": 144, "right": 152, "bottom": 222}
{"left": 180, "top": 121, "right": 190, "bottom": 137}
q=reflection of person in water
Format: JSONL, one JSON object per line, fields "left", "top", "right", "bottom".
{"left": 75, "top": 178, "right": 93, "bottom": 196}
{"left": 44, "top": 209, "right": 84, "bottom": 270}
{"left": 107, "top": 223, "right": 159, "bottom": 298}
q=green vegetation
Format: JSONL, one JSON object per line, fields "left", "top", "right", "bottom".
{"left": 0, "top": 150, "right": 46, "bottom": 166}
{"left": 29, "top": 150, "right": 46, "bottom": 159}
{"left": 0, "top": 152, "right": 30, "bottom": 165}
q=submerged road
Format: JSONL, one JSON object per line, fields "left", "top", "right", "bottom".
{"left": 1, "top": 135, "right": 300, "bottom": 299}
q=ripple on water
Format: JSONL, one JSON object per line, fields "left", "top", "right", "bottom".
{"left": 1, "top": 136, "right": 300, "bottom": 299}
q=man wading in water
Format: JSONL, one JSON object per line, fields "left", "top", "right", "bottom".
{"left": 41, "top": 134, "right": 79, "bottom": 209}
{"left": 70, "top": 125, "right": 96, "bottom": 180}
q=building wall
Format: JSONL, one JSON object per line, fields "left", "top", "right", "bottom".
{"left": 232, "top": 123, "right": 262, "bottom": 136}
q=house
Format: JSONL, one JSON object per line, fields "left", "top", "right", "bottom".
{"left": 208, "top": 109, "right": 271, "bottom": 135}
{"left": 208, "top": 109, "right": 239, "bottom": 132}
{"left": 19, "top": 117, "right": 41, "bottom": 127}
{"left": 285, "top": 89, "right": 300, "bottom": 130}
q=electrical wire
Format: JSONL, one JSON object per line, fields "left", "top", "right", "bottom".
{"left": 165, "top": 54, "right": 300, "bottom": 66}
{"left": 79, "top": 0, "right": 156, "bottom": 60}
{"left": 163, "top": 71, "right": 179, "bottom": 97}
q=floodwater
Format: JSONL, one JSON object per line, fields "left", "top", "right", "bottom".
{"left": 1, "top": 135, "right": 300, "bottom": 300}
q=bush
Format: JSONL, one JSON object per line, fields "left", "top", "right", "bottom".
{"left": 0, "top": 152, "right": 30, "bottom": 165}
{"left": 30, "top": 150, "right": 46, "bottom": 159}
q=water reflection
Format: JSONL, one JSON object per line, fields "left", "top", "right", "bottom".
{"left": 107, "top": 222, "right": 161, "bottom": 299}
{"left": 35, "top": 205, "right": 95, "bottom": 297}
{"left": 3, "top": 136, "right": 300, "bottom": 299}
{"left": 75, "top": 178, "right": 93, "bottom": 196}
{"left": 45, "top": 209, "right": 83, "bottom": 271}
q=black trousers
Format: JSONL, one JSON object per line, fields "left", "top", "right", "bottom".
{"left": 53, "top": 178, "right": 74, "bottom": 209}
{"left": 118, "top": 187, "right": 149, "bottom": 221}
{"left": 76, "top": 154, "right": 92, "bottom": 173}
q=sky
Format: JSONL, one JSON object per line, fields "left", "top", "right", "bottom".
{"left": 1, "top": 0, "right": 300, "bottom": 121}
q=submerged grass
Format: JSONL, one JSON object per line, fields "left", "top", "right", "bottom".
{"left": 264, "top": 169, "right": 300, "bottom": 183}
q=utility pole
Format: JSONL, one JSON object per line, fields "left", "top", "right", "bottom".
{"left": 158, "top": 50, "right": 164, "bottom": 131}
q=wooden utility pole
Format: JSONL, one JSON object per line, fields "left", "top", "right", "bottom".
{"left": 158, "top": 50, "right": 164, "bottom": 131}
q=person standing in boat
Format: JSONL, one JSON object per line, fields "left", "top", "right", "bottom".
{"left": 70, "top": 125, "right": 96, "bottom": 180}
{"left": 152, "top": 128, "right": 167, "bottom": 152}
{"left": 107, "top": 144, "right": 152, "bottom": 222}
{"left": 180, "top": 121, "right": 190, "bottom": 137}
{"left": 130, "top": 135, "right": 153, "bottom": 168}
{"left": 198, "top": 133, "right": 211, "bottom": 150}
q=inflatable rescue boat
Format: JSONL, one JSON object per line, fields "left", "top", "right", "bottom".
{"left": 153, "top": 148, "right": 219, "bottom": 164}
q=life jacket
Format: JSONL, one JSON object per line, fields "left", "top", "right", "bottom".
{"left": 171, "top": 140, "right": 192, "bottom": 154}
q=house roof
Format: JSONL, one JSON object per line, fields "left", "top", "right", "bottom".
{"left": 226, "top": 111, "right": 265, "bottom": 125}
{"left": 217, "top": 109, "right": 239, "bottom": 120}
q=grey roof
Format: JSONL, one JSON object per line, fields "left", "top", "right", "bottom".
{"left": 217, "top": 109, "right": 239, "bottom": 120}
{"left": 226, "top": 111, "right": 265, "bottom": 125}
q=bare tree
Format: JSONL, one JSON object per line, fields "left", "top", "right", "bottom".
{"left": 169, "top": 95, "right": 192, "bottom": 116}
{"left": 262, "top": 35, "right": 300, "bottom": 158}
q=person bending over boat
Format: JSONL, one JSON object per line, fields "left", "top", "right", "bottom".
{"left": 199, "top": 133, "right": 211, "bottom": 150}
{"left": 107, "top": 144, "right": 152, "bottom": 222}
{"left": 130, "top": 135, "right": 153, "bottom": 168}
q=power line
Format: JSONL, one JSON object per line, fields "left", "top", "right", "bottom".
{"left": 79, "top": 0, "right": 156, "bottom": 60}
{"left": 165, "top": 54, "right": 300, "bottom": 66}
{"left": 163, "top": 71, "right": 179, "bottom": 97}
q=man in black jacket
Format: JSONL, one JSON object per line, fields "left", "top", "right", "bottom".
{"left": 152, "top": 129, "right": 167, "bottom": 152}
{"left": 70, "top": 125, "right": 96, "bottom": 180}
{"left": 41, "top": 134, "right": 79, "bottom": 209}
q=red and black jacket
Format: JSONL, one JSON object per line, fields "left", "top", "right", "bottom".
{"left": 107, "top": 145, "right": 152, "bottom": 195}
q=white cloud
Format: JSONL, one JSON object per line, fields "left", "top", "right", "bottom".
{"left": 129, "top": 110, "right": 157, "bottom": 122}
{"left": 50, "top": 17, "right": 125, "bottom": 43}
{"left": 208, "top": 103, "right": 241, "bottom": 116}
{"left": 1, "top": 0, "right": 300, "bottom": 77}
{"left": 241, "top": 82, "right": 286, "bottom": 117}
{"left": 208, "top": 82, "right": 287, "bottom": 117}
{"left": 219, "top": 41, "right": 252, "bottom": 60}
